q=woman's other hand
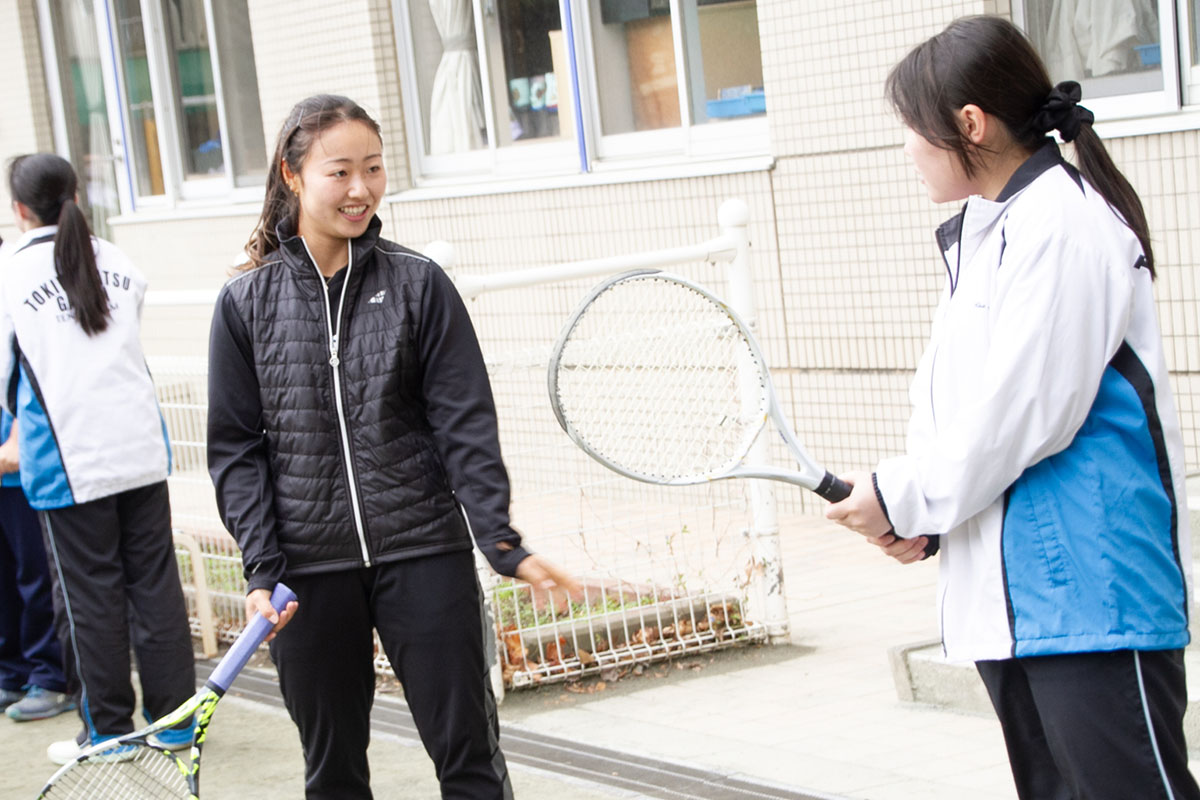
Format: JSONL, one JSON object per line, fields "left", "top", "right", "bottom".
{"left": 515, "top": 554, "right": 582, "bottom": 603}
{"left": 866, "top": 531, "right": 931, "bottom": 564}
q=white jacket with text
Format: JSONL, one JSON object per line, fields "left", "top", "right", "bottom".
{"left": 0, "top": 226, "right": 170, "bottom": 509}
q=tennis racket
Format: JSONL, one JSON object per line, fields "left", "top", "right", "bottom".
{"left": 548, "top": 269, "right": 851, "bottom": 502}
{"left": 38, "top": 582, "right": 297, "bottom": 799}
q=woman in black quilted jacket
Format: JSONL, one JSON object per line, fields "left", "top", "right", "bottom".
{"left": 207, "top": 94, "right": 577, "bottom": 799}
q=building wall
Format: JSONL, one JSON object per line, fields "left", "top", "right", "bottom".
{"left": 2, "top": 0, "right": 1197, "bottom": 497}
{"left": 246, "top": 0, "right": 410, "bottom": 190}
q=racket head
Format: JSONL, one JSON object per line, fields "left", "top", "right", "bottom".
{"left": 548, "top": 269, "right": 771, "bottom": 485}
{"left": 37, "top": 582, "right": 294, "bottom": 799}
{"left": 37, "top": 691, "right": 215, "bottom": 799}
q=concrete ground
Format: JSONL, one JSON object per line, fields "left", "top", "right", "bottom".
{"left": 3, "top": 690, "right": 634, "bottom": 799}
{"left": 6, "top": 475, "right": 1199, "bottom": 799}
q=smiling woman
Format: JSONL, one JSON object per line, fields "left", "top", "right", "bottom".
{"left": 279, "top": 119, "right": 386, "bottom": 275}
{"left": 204, "top": 94, "right": 581, "bottom": 798}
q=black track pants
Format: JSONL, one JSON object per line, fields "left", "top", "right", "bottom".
{"left": 40, "top": 480, "right": 195, "bottom": 739}
{"left": 269, "top": 550, "right": 512, "bottom": 800}
{"left": 977, "top": 649, "right": 1200, "bottom": 800}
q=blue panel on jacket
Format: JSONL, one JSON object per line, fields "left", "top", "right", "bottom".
{"left": 16, "top": 366, "right": 73, "bottom": 509}
{"left": 1003, "top": 364, "right": 1187, "bottom": 656}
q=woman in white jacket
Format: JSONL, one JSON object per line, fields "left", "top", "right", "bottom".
{"left": 0, "top": 153, "right": 195, "bottom": 764}
{"left": 827, "top": 16, "right": 1199, "bottom": 800}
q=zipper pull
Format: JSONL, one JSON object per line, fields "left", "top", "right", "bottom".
{"left": 329, "top": 334, "right": 340, "bottom": 367}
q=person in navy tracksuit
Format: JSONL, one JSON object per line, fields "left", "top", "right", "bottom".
{"left": 0, "top": 233, "right": 70, "bottom": 721}
{"left": 0, "top": 393, "right": 71, "bottom": 723}
{"left": 826, "top": 16, "right": 1199, "bottom": 800}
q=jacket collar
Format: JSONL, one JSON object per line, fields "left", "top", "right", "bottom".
{"left": 274, "top": 215, "right": 383, "bottom": 277}
{"left": 11, "top": 225, "right": 58, "bottom": 255}
{"left": 934, "top": 139, "right": 1077, "bottom": 292}
{"left": 995, "top": 138, "right": 1078, "bottom": 202}
{"left": 937, "top": 138, "right": 1074, "bottom": 255}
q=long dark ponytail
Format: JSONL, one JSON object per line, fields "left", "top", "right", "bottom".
{"left": 886, "top": 15, "right": 1155, "bottom": 276}
{"left": 8, "top": 154, "right": 112, "bottom": 334}
{"left": 243, "top": 95, "right": 382, "bottom": 270}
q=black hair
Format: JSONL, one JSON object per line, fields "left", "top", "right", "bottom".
{"left": 886, "top": 15, "right": 1154, "bottom": 276}
{"left": 243, "top": 95, "right": 383, "bottom": 270}
{"left": 8, "top": 154, "right": 111, "bottom": 334}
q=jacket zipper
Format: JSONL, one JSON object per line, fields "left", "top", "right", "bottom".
{"left": 301, "top": 238, "right": 372, "bottom": 567}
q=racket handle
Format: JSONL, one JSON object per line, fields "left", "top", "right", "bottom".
{"left": 815, "top": 471, "right": 852, "bottom": 502}
{"left": 207, "top": 582, "right": 297, "bottom": 694}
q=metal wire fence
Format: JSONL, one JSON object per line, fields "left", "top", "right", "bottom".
{"left": 153, "top": 348, "right": 766, "bottom": 692}
{"left": 151, "top": 206, "right": 772, "bottom": 692}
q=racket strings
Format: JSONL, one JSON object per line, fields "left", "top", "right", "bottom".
{"left": 553, "top": 276, "right": 767, "bottom": 482}
{"left": 42, "top": 744, "right": 191, "bottom": 799}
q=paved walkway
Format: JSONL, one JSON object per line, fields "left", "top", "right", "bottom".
{"left": 500, "top": 512, "right": 1018, "bottom": 800}
{"left": 6, "top": 481, "right": 1199, "bottom": 799}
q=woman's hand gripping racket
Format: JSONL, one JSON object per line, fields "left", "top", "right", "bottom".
{"left": 549, "top": 269, "right": 851, "bottom": 502}
{"left": 38, "top": 583, "right": 298, "bottom": 800}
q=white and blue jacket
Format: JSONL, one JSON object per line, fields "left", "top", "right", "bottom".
{"left": 0, "top": 226, "right": 170, "bottom": 509}
{"left": 875, "top": 142, "right": 1192, "bottom": 662}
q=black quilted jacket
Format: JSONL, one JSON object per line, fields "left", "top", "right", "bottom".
{"left": 206, "top": 216, "right": 530, "bottom": 591}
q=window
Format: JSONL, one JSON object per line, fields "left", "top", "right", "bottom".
{"left": 395, "top": 0, "right": 768, "bottom": 183}
{"left": 114, "top": 0, "right": 267, "bottom": 200}
{"left": 586, "top": 0, "right": 766, "bottom": 161}
{"left": 590, "top": 0, "right": 765, "bottom": 133}
{"left": 1191, "top": 0, "right": 1200, "bottom": 63}
{"left": 1015, "top": 1, "right": 1195, "bottom": 119}
{"left": 113, "top": 0, "right": 163, "bottom": 196}
{"left": 41, "top": 0, "right": 268, "bottom": 215}
{"left": 40, "top": 0, "right": 121, "bottom": 239}
{"left": 1188, "top": 0, "right": 1200, "bottom": 99}
{"left": 401, "top": 0, "right": 579, "bottom": 178}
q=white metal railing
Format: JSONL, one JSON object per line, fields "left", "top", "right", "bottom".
{"left": 149, "top": 197, "right": 784, "bottom": 698}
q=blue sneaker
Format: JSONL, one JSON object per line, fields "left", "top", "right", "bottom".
{"left": 143, "top": 709, "right": 195, "bottom": 751}
{"left": 6, "top": 685, "right": 75, "bottom": 721}
{"left": 0, "top": 687, "right": 24, "bottom": 711}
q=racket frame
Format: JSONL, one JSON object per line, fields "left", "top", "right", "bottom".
{"left": 38, "top": 582, "right": 297, "bottom": 799}
{"left": 548, "top": 269, "right": 849, "bottom": 500}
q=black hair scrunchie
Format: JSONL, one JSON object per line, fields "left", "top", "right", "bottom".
{"left": 1029, "top": 81, "right": 1095, "bottom": 142}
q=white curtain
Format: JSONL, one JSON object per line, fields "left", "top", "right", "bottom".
{"left": 428, "top": 0, "right": 486, "bottom": 154}
{"left": 1044, "top": 0, "right": 1158, "bottom": 79}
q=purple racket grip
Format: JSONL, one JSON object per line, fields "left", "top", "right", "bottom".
{"left": 206, "top": 583, "right": 296, "bottom": 694}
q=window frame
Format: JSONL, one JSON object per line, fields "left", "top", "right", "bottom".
{"left": 393, "top": 0, "right": 771, "bottom": 188}
{"left": 392, "top": 0, "right": 586, "bottom": 184}
{"left": 39, "top": 0, "right": 266, "bottom": 217}
{"left": 576, "top": 0, "right": 770, "bottom": 162}
{"left": 1012, "top": 0, "right": 1190, "bottom": 122}
{"left": 1182, "top": 0, "right": 1200, "bottom": 104}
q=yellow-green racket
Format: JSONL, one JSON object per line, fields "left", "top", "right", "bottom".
{"left": 37, "top": 583, "right": 296, "bottom": 799}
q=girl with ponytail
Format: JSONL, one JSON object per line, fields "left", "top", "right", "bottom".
{"left": 7, "top": 154, "right": 110, "bottom": 334}
{"left": 825, "top": 16, "right": 1199, "bottom": 800}
{"left": 1, "top": 153, "right": 196, "bottom": 765}
{"left": 207, "top": 95, "right": 577, "bottom": 796}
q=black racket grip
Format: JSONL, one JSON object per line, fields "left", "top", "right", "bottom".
{"left": 814, "top": 471, "right": 852, "bottom": 502}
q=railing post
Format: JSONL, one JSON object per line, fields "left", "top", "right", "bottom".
{"left": 423, "top": 240, "right": 458, "bottom": 273}
{"left": 720, "top": 198, "right": 791, "bottom": 645}
{"left": 173, "top": 530, "right": 218, "bottom": 659}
